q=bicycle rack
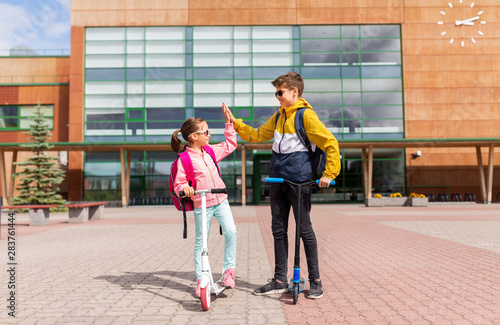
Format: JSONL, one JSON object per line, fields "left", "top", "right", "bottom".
{"left": 438, "top": 193, "right": 449, "bottom": 202}
{"left": 464, "top": 193, "right": 476, "bottom": 202}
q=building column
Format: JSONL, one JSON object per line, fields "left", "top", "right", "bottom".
{"left": 120, "top": 148, "right": 131, "bottom": 207}
{"left": 0, "top": 149, "right": 9, "bottom": 206}
{"left": 476, "top": 146, "right": 487, "bottom": 203}
{"left": 367, "top": 145, "right": 373, "bottom": 199}
{"left": 486, "top": 144, "right": 495, "bottom": 204}
{"left": 126, "top": 150, "right": 131, "bottom": 205}
{"left": 362, "top": 146, "right": 374, "bottom": 199}
{"left": 362, "top": 147, "right": 368, "bottom": 198}
{"left": 9, "top": 151, "right": 18, "bottom": 200}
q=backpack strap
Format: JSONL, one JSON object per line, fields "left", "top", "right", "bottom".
{"left": 178, "top": 151, "right": 195, "bottom": 189}
{"left": 274, "top": 111, "right": 281, "bottom": 128}
{"left": 202, "top": 145, "right": 224, "bottom": 236}
{"left": 295, "top": 107, "right": 312, "bottom": 152}
{"left": 178, "top": 151, "right": 195, "bottom": 239}
{"left": 294, "top": 107, "right": 319, "bottom": 180}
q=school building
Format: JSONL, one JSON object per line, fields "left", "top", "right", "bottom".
{"left": 0, "top": 0, "right": 499, "bottom": 206}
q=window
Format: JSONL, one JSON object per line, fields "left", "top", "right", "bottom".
{"left": 0, "top": 105, "right": 54, "bottom": 130}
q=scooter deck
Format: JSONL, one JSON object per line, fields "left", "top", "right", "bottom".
{"left": 213, "top": 281, "right": 226, "bottom": 295}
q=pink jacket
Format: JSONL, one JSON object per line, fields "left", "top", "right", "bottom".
{"left": 174, "top": 123, "right": 237, "bottom": 208}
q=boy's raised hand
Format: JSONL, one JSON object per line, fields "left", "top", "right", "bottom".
{"left": 222, "top": 102, "right": 236, "bottom": 124}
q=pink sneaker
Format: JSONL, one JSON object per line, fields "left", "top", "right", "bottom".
{"left": 223, "top": 268, "right": 235, "bottom": 288}
{"left": 195, "top": 279, "right": 201, "bottom": 298}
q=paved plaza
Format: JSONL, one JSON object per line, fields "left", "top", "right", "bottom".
{"left": 0, "top": 203, "right": 499, "bottom": 324}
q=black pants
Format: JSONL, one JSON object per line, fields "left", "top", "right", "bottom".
{"left": 270, "top": 182, "right": 320, "bottom": 282}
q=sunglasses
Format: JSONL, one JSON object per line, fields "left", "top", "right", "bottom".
{"left": 275, "top": 89, "right": 292, "bottom": 98}
{"left": 188, "top": 129, "right": 210, "bottom": 138}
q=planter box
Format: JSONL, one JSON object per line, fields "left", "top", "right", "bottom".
{"left": 383, "top": 197, "right": 408, "bottom": 206}
{"left": 365, "top": 196, "right": 428, "bottom": 207}
{"left": 409, "top": 197, "right": 428, "bottom": 207}
{"left": 365, "top": 198, "right": 384, "bottom": 207}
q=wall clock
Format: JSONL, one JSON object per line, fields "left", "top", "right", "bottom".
{"left": 437, "top": 1, "right": 487, "bottom": 46}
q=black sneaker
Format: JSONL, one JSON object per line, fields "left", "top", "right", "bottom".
{"left": 253, "top": 278, "right": 289, "bottom": 296}
{"left": 306, "top": 279, "right": 323, "bottom": 299}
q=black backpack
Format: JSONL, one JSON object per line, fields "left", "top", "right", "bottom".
{"left": 274, "top": 107, "right": 327, "bottom": 180}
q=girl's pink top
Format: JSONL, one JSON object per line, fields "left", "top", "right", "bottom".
{"left": 174, "top": 123, "right": 237, "bottom": 208}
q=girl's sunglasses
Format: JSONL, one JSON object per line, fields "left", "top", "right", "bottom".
{"left": 188, "top": 130, "right": 210, "bottom": 138}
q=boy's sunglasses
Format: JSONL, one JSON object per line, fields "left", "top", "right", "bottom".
{"left": 188, "top": 130, "right": 210, "bottom": 138}
{"left": 275, "top": 89, "right": 292, "bottom": 98}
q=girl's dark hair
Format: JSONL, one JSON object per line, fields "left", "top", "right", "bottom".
{"left": 170, "top": 117, "right": 205, "bottom": 153}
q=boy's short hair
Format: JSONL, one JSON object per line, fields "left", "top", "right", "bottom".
{"left": 271, "top": 71, "right": 304, "bottom": 97}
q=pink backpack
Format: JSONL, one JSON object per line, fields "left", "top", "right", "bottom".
{"left": 169, "top": 146, "right": 221, "bottom": 238}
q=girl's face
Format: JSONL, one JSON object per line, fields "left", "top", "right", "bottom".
{"left": 189, "top": 121, "right": 210, "bottom": 146}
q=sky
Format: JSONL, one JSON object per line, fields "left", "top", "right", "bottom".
{"left": 0, "top": 0, "right": 71, "bottom": 55}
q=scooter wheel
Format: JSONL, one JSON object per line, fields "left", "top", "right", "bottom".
{"left": 200, "top": 286, "right": 210, "bottom": 311}
{"left": 292, "top": 286, "right": 299, "bottom": 305}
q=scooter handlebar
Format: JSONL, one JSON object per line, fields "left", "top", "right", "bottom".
{"left": 179, "top": 188, "right": 227, "bottom": 197}
{"left": 264, "top": 177, "right": 284, "bottom": 183}
{"left": 318, "top": 179, "right": 336, "bottom": 186}
{"left": 211, "top": 188, "right": 228, "bottom": 194}
{"left": 265, "top": 177, "right": 335, "bottom": 186}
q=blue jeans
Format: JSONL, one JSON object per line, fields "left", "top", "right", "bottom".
{"left": 194, "top": 199, "right": 237, "bottom": 280}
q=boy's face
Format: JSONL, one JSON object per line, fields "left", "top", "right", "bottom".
{"left": 275, "top": 83, "right": 299, "bottom": 108}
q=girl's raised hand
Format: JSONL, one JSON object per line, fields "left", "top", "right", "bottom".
{"left": 222, "top": 102, "right": 236, "bottom": 124}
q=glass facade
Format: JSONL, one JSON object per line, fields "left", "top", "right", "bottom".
{"left": 83, "top": 25, "right": 405, "bottom": 203}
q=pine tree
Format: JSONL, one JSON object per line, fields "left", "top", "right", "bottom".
{"left": 12, "top": 103, "right": 66, "bottom": 210}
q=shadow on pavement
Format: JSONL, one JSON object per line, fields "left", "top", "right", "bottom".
{"left": 95, "top": 270, "right": 280, "bottom": 310}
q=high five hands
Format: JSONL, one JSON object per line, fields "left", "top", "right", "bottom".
{"left": 221, "top": 102, "right": 333, "bottom": 186}
{"left": 222, "top": 102, "right": 237, "bottom": 124}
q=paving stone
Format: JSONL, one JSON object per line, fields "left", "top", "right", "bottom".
{"left": 0, "top": 204, "right": 498, "bottom": 324}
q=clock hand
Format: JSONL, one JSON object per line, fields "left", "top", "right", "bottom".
{"left": 463, "top": 16, "right": 480, "bottom": 23}
{"left": 456, "top": 16, "right": 480, "bottom": 26}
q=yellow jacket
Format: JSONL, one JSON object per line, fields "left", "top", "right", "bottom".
{"left": 234, "top": 99, "right": 341, "bottom": 181}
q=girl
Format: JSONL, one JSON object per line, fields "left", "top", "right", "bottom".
{"left": 171, "top": 103, "right": 237, "bottom": 298}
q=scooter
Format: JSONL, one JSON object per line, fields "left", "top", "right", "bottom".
{"left": 265, "top": 177, "right": 335, "bottom": 305}
{"left": 180, "top": 187, "right": 227, "bottom": 311}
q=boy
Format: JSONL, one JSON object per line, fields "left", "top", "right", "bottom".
{"left": 226, "top": 71, "right": 341, "bottom": 299}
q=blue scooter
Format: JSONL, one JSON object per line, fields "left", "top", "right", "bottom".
{"left": 265, "top": 177, "right": 335, "bottom": 305}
